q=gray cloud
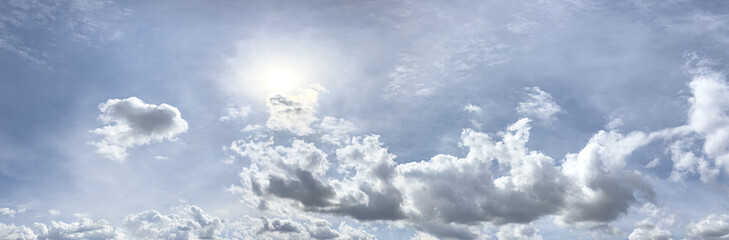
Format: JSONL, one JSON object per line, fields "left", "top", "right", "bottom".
{"left": 91, "top": 97, "right": 188, "bottom": 161}
{"left": 231, "top": 116, "right": 657, "bottom": 239}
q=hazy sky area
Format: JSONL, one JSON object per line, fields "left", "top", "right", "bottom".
{"left": 3, "top": 0, "right": 729, "bottom": 239}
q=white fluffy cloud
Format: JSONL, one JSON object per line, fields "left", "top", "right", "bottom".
{"left": 517, "top": 87, "right": 562, "bottom": 124}
{"left": 266, "top": 90, "right": 319, "bottom": 136}
{"left": 463, "top": 104, "right": 483, "bottom": 113}
{"left": 687, "top": 214, "right": 729, "bottom": 240}
{"left": 33, "top": 217, "right": 125, "bottom": 240}
{"left": 558, "top": 130, "right": 655, "bottom": 228}
{"left": 0, "top": 204, "right": 374, "bottom": 240}
{"left": 627, "top": 203, "right": 675, "bottom": 240}
{"left": 496, "top": 224, "right": 542, "bottom": 240}
{"left": 91, "top": 97, "right": 188, "bottom": 161}
{"left": 0, "top": 207, "right": 25, "bottom": 217}
{"left": 0, "top": 223, "right": 36, "bottom": 240}
{"left": 319, "top": 116, "right": 356, "bottom": 146}
{"left": 684, "top": 58, "right": 729, "bottom": 176}
{"left": 123, "top": 205, "right": 223, "bottom": 240}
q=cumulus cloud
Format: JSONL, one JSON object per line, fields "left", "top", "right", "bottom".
{"left": 266, "top": 90, "right": 319, "bottom": 136}
{"left": 0, "top": 204, "right": 374, "bottom": 240}
{"left": 91, "top": 97, "right": 188, "bottom": 161}
{"left": 684, "top": 56, "right": 729, "bottom": 175}
{"left": 231, "top": 135, "right": 406, "bottom": 221}
{"left": 668, "top": 138, "right": 719, "bottom": 183}
{"left": 0, "top": 223, "right": 36, "bottom": 240}
{"left": 517, "top": 87, "right": 562, "bottom": 124}
{"left": 687, "top": 214, "right": 729, "bottom": 240}
{"left": 123, "top": 204, "right": 223, "bottom": 240}
{"left": 0, "top": 207, "right": 25, "bottom": 217}
{"left": 496, "top": 224, "right": 542, "bottom": 240}
{"left": 33, "top": 217, "right": 125, "bottom": 240}
{"left": 397, "top": 119, "right": 568, "bottom": 227}
{"left": 223, "top": 56, "right": 729, "bottom": 239}
{"left": 558, "top": 130, "right": 656, "bottom": 228}
{"left": 230, "top": 116, "right": 660, "bottom": 239}
{"left": 252, "top": 216, "right": 373, "bottom": 240}
{"left": 627, "top": 203, "right": 675, "bottom": 240}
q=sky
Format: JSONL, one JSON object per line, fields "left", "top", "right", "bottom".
{"left": 2, "top": 0, "right": 729, "bottom": 239}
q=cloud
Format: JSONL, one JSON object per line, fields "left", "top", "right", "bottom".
{"left": 463, "top": 104, "right": 483, "bottom": 113}
{"left": 123, "top": 205, "right": 223, "bottom": 240}
{"left": 0, "top": 223, "right": 36, "bottom": 240}
{"left": 684, "top": 56, "right": 729, "bottom": 175}
{"left": 231, "top": 135, "right": 406, "bottom": 221}
{"left": 668, "top": 138, "right": 719, "bottom": 183}
{"left": 517, "top": 87, "right": 562, "bottom": 124}
{"left": 219, "top": 104, "right": 251, "bottom": 121}
{"left": 628, "top": 203, "right": 675, "bottom": 240}
{"left": 90, "top": 97, "right": 188, "bottom": 161}
{"left": 558, "top": 130, "right": 655, "bottom": 228}
{"left": 0, "top": 207, "right": 25, "bottom": 217}
{"left": 49, "top": 209, "right": 61, "bottom": 216}
{"left": 496, "top": 224, "right": 542, "bottom": 240}
{"left": 397, "top": 119, "right": 568, "bottom": 226}
{"left": 687, "top": 214, "right": 729, "bottom": 240}
{"left": 0, "top": 0, "right": 123, "bottom": 68}
{"left": 231, "top": 116, "right": 658, "bottom": 239}
{"left": 34, "top": 217, "right": 125, "bottom": 240}
{"left": 319, "top": 116, "right": 356, "bottom": 146}
{"left": 260, "top": 217, "right": 304, "bottom": 234}
{"left": 232, "top": 138, "right": 335, "bottom": 209}
{"left": 266, "top": 90, "right": 319, "bottom": 136}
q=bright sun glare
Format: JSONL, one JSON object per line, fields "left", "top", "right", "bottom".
{"left": 263, "top": 67, "right": 298, "bottom": 91}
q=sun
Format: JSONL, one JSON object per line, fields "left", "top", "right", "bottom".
{"left": 262, "top": 66, "right": 298, "bottom": 92}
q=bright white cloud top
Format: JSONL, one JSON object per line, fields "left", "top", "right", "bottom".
{"left": 3, "top": 0, "right": 729, "bottom": 239}
{"left": 91, "top": 97, "right": 188, "bottom": 161}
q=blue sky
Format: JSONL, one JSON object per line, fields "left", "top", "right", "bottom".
{"left": 2, "top": 0, "right": 729, "bottom": 239}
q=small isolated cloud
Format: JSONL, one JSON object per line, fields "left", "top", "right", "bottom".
{"left": 686, "top": 214, "right": 729, "bottom": 240}
{"left": 91, "top": 97, "right": 188, "bottom": 162}
{"left": 49, "top": 209, "right": 61, "bottom": 216}
{"left": 266, "top": 90, "right": 319, "bottom": 136}
{"left": 0, "top": 208, "right": 25, "bottom": 217}
{"left": 463, "top": 104, "right": 483, "bottom": 113}
{"left": 517, "top": 87, "right": 562, "bottom": 124}
{"left": 219, "top": 104, "right": 251, "bottom": 121}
